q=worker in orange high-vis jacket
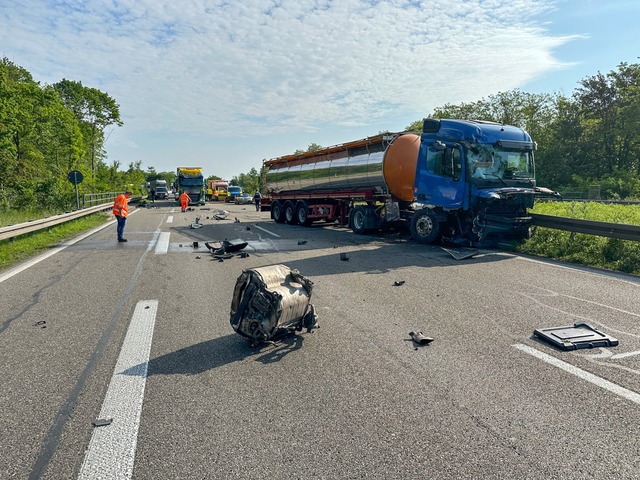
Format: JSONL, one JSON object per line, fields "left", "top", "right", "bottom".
{"left": 179, "top": 191, "right": 190, "bottom": 212}
{"left": 113, "top": 191, "right": 132, "bottom": 242}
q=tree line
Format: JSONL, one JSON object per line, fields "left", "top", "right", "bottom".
{"left": 3, "top": 56, "right": 639, "bottom": 214}
{"left": 251, "top": 62, "right": 639, "bottom": 199}
{"left": 0, "top": 57, "right": 148, "bottom": 211}
{"left": 404, "top": 62, "right": 640, "bottom": 199}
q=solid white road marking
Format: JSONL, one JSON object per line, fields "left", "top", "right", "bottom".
{"left": 513, "top": 343, "right": 640, "bottom": 405}
{"left": 166, "top": 215, "right": 173, "bottom": 224}
{"left": 78, "top": 300, "right": 158, "bottom": 480}
{"left": 252, "top": 224, "right": 280, "bottom": 237}
{"left": 154, "top": 232, "right": 170, "bottom": 254}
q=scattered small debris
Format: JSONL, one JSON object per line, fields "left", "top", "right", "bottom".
{"left": 340, "top": 253, "right": 349, "bottom": 261}
{"left": 441, "top": 247, "right": 480, "bottom": 260}
{"left": 92, "top": 418, "right": 113, "bottom": 427}
{"left": 234, "top": 217, "right": 240, "bottom": 223}
{"left": 192, "top": 241, "right": 199, "bottom": 248}
{"left": 213, "top": 210, "right": 229, "bottom": 220}
{"left": 238, "top": 252, "right": 250, "bottom": 258}
{"left": 195, "top": 255, "right": 201, "bottom": 259}
{"left": 246, "top": 226, "right": 250, "bottom": 230}
{"left": 298, "top": 240, "right": 307, "bottom": 245}
{"left": 34, "top": 320, "right": 46, "bottom": 328}
{"left": 409, "top": 331, "right": 434, "bottom": 346}
{"left": 179, "top": 244, "right": 183, "bottom": 247}
{"left": 393, "top": 280, "right": 405, "bottom": 286}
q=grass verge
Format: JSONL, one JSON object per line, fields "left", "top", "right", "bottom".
{"left": 517, "top": 202, "right": 640, "bottom": 276}
{"left": 0, "top": 213, "right": 110, "bottom": 271}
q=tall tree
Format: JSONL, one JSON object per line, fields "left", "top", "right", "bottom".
{"left": 53, "top": 79, "right": 123, "bottom": 179}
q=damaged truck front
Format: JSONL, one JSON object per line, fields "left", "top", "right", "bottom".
{"left": 263, "top": 118, "right": 555, "bottom": 246}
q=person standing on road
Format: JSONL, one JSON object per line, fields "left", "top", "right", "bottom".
{"left": 150, "top": 188, "right": 155, "bottom": 203}
{"left": 253, "top": 190, "right": 262, "bottom": 211}
{"left": 179, "top": 191, "right": 190, "bottom": 212}
{"left": 113, "top": 191, "right": 132, "bottom": 242}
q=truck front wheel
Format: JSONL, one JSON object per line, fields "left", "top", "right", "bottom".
{"left": 410, "top": 209, "right": 440, "bottom": 244}
{"left": 350, "top": 206, "right": 368, "bottom": 235}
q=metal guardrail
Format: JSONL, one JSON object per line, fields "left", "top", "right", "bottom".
{"left": 531, "top": 213, "right": 640, "bottom": 242}
{"left": 0, "top": 203, "right": 114, "bottom": 242}
{"left": 2, "top": 204, "right": 639, "bottom": 243}
{"left": 82, "top": 192, "right": 120, "bottom": 207}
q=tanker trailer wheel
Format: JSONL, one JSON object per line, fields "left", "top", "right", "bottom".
{"left": 296, "top": 202, "right": 312, "bottom": 227}
{"left": 350, "top": 206, "right": 368, "bottom": 235}
{"left": 284, "top": 201, "right": 298, "bottom": 225}
{"left": 410, "top": 209, "right": 440, "bottom": 244}
{"left": 272, "top": 201, "right": 285, "bottom": 223}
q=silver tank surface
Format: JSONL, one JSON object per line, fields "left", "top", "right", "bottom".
{"left": 265, "top": 144, "right": 387, "bottom": 194}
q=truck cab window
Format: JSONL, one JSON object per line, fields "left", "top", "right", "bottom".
{"left": 426, "top": 145, "right": 461, "bottom": 179}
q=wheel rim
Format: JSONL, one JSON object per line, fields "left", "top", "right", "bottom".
{"left": 353, "top": 211, "right": 364, "bottom": 230}
{"left": 416, "top": 215, "right": 433, "bottom": 237}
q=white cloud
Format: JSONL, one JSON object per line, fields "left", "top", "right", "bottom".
{"left": 0, "top": 0, "right": 580, "bottom": 175}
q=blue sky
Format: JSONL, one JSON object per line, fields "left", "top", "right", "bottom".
{"left": 1, "top": 0, "right": 638, "bottom": 180}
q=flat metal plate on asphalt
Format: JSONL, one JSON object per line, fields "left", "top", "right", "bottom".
{"left": 534, "top": 323, "right": 619, "bottom": 351}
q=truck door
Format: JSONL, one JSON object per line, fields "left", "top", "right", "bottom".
{"left": 415, "top": 142, "right": 465, "bottom": 208}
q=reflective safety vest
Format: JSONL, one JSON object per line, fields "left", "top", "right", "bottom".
{"left": 179, "top": 192, "right": 190, "bottom": 204}
{"left": 113, "top": 194, "right": 129, "bottom": 218}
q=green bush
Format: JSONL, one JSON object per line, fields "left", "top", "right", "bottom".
{"left": 518, "top": 202, "right": 640, "bottom": 275}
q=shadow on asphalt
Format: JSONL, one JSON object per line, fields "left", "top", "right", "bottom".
{"left": 122, "top": 331, "right": 305, "bottom": 377}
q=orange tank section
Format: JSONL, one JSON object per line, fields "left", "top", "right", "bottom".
{"left": 383, "top": 134, "right": 420, "bottom": 202}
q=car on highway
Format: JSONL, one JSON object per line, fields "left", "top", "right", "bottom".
{"left": 225, "top": 186, "right": 242, "bottom": 203}
{"left": 234, "top": 193, "right": 253, "bottom": 205}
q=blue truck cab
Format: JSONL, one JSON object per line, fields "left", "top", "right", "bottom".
{"left": 411, "top": 118, "right": 554, "bottom": 246}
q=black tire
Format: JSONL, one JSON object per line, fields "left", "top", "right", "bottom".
{"left": 410, "top": 209, "right": 440, "bottom": 244}
{"left": 284, "top": 201, "right": 297, "bottom": 225}
{"left": 296, "top": 202, "right": 312, "bottom": 226}
{"left": 350, "top": 206, "right": 368, "bottom": 235}
{"left": 272, "top": 201, "right": 285, "bottom": 223}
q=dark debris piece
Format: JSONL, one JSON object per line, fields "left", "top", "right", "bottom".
{"left": 409, "top": 331, "right": 434, "bottom": 346}
{"left": 92, "top": 418, "right": 113, "bottom": 427}
{"left": 393, "top": 280, "right": 405, "bottom": 286}
{"left": 340, "top": 253, "right": 349, "bottom": 261}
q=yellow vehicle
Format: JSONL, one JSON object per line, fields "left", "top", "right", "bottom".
{"left": 217, "top": 186, "right": 229, "bottom": 202}
{"left": 207, "top": 179, "right": 229, "bottom": 201}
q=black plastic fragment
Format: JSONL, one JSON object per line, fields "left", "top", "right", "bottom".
{"left": 92, "top": 418, "right": 113, "bottom": 427}
{"left": 340, "top": 253, "right": 349, "bottom": 261}
{"left": 534, "top": 322, "right": 618, "bottom": 350}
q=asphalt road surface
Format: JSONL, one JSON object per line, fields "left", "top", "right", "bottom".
{"left": 1, "top": 199, "right": 639, "bottom": 479}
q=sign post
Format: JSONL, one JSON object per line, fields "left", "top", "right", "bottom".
{"left": 67, "top": 170, "right": 84, "bottom": 209}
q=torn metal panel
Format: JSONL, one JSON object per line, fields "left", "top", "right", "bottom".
{"left": 230, "top": 265, "right": 317, "bottom": 343}
{"left": 441, "top": 247, "right": 480, "bottom": 260}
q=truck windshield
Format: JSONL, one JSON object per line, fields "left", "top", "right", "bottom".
{"left": 181, "top": 178, "right": 204, "bottom": 186}
{"left": 466, "top": 145, "right": 534, "bottom": 183}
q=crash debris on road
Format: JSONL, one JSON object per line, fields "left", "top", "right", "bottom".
{"left": 534, "top": 323, "right": 619, "bottom": 350}
{"left": 230, "top": 264, "right": 317, "bottom": 345}
{"left": 409, "top": 331, "right": 434, "bottom": 346}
